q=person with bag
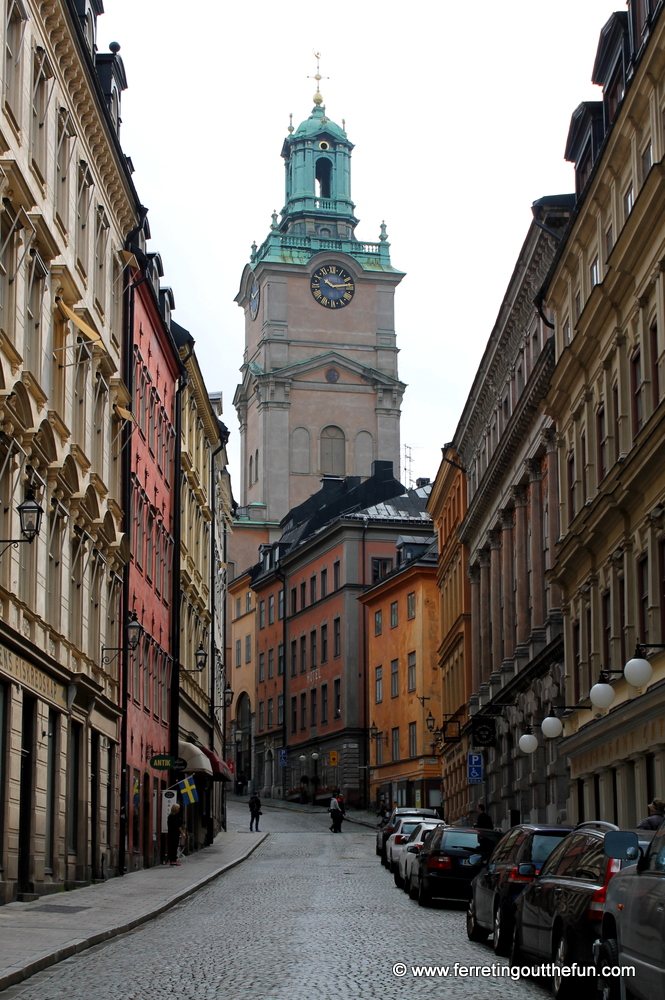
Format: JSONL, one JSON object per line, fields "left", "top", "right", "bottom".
{"left": 329, "top": 793, "right": 342, "bottom": 833}
{"left": 167, "top": 803, "right": 184, "bottom": 866}
{"left": 249, "top": 792, "right": 262, "bottom": 832}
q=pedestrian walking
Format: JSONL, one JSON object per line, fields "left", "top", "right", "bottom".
{"left": 329, "top": 793, "right": 342, "bottom": 833}
{"left": 337, "top": 792, "right": 346, "bottom": 828}
{"left": 474, "top": 803, "right": 493, "bottom": 830}
{"left": 637, "top": 798, "right": 665, "bottom": 829}
{"left": 167, "top": 803, "right": 184, "bottom": 866}
{"left": 249, "top": 792, "right": 262, "bottom": 831}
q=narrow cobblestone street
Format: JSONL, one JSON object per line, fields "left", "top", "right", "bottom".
{"left": 1, "top": 802, "right": 549, "bottom": 1000}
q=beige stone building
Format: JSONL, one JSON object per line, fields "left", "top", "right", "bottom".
{"left": 542, "top": 5, "right": 665, "bottom": 825}
{"left": 0, "top": 1, "right": 139, "bottom": 900}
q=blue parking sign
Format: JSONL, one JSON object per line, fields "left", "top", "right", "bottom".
{"left": 278, "top": 749, "right": 287, "bottom": 767}
{"left": 468, "top": 753, "right": 483, "bottom": 784}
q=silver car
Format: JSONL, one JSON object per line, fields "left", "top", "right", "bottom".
{"left": 396, "top": 821, "right": 445, "bottom": 892}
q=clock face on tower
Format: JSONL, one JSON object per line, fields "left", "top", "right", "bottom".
{"left": 310, "top": 264, "right": 355, "bottom": 309}
{"left": 249, "top": 280, "right": 260, "bottom": 321}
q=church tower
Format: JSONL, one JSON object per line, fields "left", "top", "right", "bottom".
{"left": 234, "top": 74, "right": 405, "bottom": 528}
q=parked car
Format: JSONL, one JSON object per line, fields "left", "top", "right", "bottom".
{"left": 511, "top": 822, "right": 656, "bottom": 1000}
{"left": 594, "top": 820, "right": 665, "bottom": 1000}
{"left": 385, "top": 818, "right": 426, "bottom": 873}
{"left": 376, "top": 807, "right": 440, "bottom": 864}
{"left": 415, "top": 826, "right": 502, "bottom": 906}
{"left": 467, "top": 823, "right": 572, "bottom": 955}
{"left": 399, "top": 821, "right": 445, "bottom": 894}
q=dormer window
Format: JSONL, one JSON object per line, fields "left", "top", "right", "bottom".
{"left": 606, "top": 67, "right": 624, "bottom": 122}
{"left": 84, "top": 11, "right": 95, "bottom": 52}
{"left": 577, "top": 142, "right": 593, "bottom": 194}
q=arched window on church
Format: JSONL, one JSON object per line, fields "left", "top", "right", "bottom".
{"left": 320, "top": 426, "right": 345, "bottom": 477}
{"left": 248, "top": 455, "right": 253, "bottom": 485}
{"left": 315, "top": 157, "right": 332, "bottom": 200}
{"left": 354, "top": 430, "right": 374, "bottom": 477}
{"left": 255, "top": 449, "right": 259, "bottom": 481}
{"left": 290, "top": 426, "right": 310, "bottom": 474}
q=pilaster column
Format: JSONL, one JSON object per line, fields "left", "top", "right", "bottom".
{"left": 527, "top": 459, "right": 546, "bottom": 629}
{"left": 489, "top": 529, "right": 503, "bottom": 671}
{"left": 479, "top": 549, "right": 491, "bottom": 685}
{"left": 512, "top": 485, "right": 530, "bottom": 645}
{"left": 499, "top": 509, "right": 515, "bottom": 659}
{"left": 468, "top": 563, "right": 481, "bottom": 695}
{"left": 543, "top": 429, "right": 561, "bottom": 611}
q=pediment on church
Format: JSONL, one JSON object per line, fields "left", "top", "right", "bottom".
{"left": 273, "top": 352, "right": 404, "bottom": 388}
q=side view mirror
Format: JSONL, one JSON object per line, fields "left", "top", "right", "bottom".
{"left": 406, "top": 845, "right": 420, "bottom": 854}
{"left": 604, "top": 831, "right": 640, "bottom": 861}
{"left": 517, "top": 863, "right": 537, "bottom": 878}
{"left": 467, "top": 853, "right": 483, "bottom": 866}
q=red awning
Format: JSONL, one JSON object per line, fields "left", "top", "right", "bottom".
{"left": 198, "top": 745, "right": 233, "bottom": 781}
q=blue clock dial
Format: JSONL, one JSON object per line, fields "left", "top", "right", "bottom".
{"left": 310, "top": 264, "right": 355, "bottom": 309}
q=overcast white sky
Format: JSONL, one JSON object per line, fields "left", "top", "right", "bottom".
{"left": 100, "top": 0, "right": 622, "bottom": 490}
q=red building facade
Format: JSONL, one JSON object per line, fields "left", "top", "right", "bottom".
{"left": 123, "top": 240, "right": 181, "bottom": 869}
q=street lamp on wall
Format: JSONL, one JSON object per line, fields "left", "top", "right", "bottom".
{"left": 589, "top": 640, "right": 664, "bottom": 709}
{"left": 101, "top": 610, "right": 143, "bottom": 667}
{"left": 181, "top": 641, "right": 209, "bottom": 674}
{"left": 0, "top": 486, "right": 44, "bottom": 557}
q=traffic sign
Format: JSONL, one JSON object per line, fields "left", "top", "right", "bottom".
{"left": 468, "top": 752, "right": 483, "bottom": 784}
{"left": 278, "top": 749, "right": 287, "bottom": 766}
{"left": 329, "top": 750, "right": 338, "bottom": 766}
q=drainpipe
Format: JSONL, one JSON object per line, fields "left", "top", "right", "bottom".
{"left": 361, "top": 515, "right": 370, "bottom": 810}
{"left": 209, "top": 435, "right": 224, "bottom": 840}
{"left": 118, "top": 212, "right": 147, "bottom": 877}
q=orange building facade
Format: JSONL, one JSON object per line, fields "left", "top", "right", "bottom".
{"left": 427, "top": 449, "right": 473, "bottom": 824}
{"left": 228, "top": 570, "right": 256, "bottom": 791}
{"left": 361, "top": 539, "right": 441, "bottom": 811}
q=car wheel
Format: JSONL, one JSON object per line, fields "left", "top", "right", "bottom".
{"left": 389, "top": 859, "right": 397, "bottom": 874}
{"left": 492, "top": 901, "right": 511, "bottom": 956}
{"left": 417, "top": 877, "right": 431, "bottom": 907}
{"left": 376, "top": 845, "right": 382, "bottom": 856}
{"left": 466, "top": 899, "right": 489, "bottom": 942}
{"left": 596, "top": 938, "right": 620, "bottom": 1000}
{"left": 394, "top": 869, "right": 404, "bottom": 889}
{"left": 408, "top": 876, "right": 418, "bottom": 900}
{"left": 552, "top": 932, "right": 583, "bottom": 1000}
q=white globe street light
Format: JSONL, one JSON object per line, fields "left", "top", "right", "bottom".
{"left": 590, "top": 679, "right": 616, "bottom": 709}
{"left": 519, "top": 730, "right": 538, "bottom": 754}
{"left": 623, "top": 654, "right": 653, "bottom": 688}
{"left": 541, "top": 713, "right": 564, "bottom": 739}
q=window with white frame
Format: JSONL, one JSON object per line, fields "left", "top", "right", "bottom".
{"left": 4, "top": 1, "right": 27, "bottom": 127}
{"left": 93, "top": 206, "right": 110, "bottom": 312}
{"left": 31, "top": 46, "right": 53, "bottom": 180}
{"left": 76, "top": 161, "right": 95, "bottom": 273}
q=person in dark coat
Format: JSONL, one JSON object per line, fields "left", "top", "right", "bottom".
{"left": 329, "top": 793, "right": 342, "bottom": 833}
{"left": 249, "top": 792, "right": 261, "bottom": 831}
{"left": 474, "top": 803, "right": 493, "bottom": 830}
{"left": 638, "top": 798, "right": 665, "bottom": 829}
{"left": 167, "top": 803, "right": 184, "bottom": 866}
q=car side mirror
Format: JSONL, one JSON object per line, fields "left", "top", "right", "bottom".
{"left": 604, "top": 831, "right": 639, "bottom": 861}
{"left": 517, "top": 863, "right": 537, "bottom": 878}
{"left": 407, "top": 845, "right": 420, "bottom": 854}
{"left": 467, "top": 853, "right": 483, "bottom": 866}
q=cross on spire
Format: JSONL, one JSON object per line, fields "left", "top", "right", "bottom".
{"left": 308, "top": 50, "right": 328, "bottom": 107}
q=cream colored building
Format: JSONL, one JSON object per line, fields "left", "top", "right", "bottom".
{"left": 173, "top": 327, "right": 233, "bottom": 839}
{"left": 542, "top": 7, "right": 665, "bottom": 824}
{"left": 0, "top": 1, "right": 139, "bottom": 900}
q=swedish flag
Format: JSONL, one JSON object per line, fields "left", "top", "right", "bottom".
{"left": 177, "top": 775, "right": 198, "bottom": 804}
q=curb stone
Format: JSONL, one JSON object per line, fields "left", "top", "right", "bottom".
{"left": 0, "top": 833, "right": 267, "bottom": 994}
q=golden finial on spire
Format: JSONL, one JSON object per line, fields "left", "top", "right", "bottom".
{"left": 308, "top": 50, "right": 328, "bottom": 107}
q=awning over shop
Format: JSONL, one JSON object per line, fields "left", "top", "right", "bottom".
{"left": 198, "top": 744, "right": 233, "bottom": 781}
{"left": 178, "top": 740, "right": 213, "bottom": 776}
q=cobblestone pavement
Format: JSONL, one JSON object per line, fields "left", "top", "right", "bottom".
{"left": 1, "top": 802, "right": 549, "bottom": 1000}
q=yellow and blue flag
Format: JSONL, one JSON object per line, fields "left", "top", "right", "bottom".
{"left": 177, "top": 775, "right": 198, "bottom": 804}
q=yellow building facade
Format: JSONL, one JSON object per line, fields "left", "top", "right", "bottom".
{"left": 543, "top": 7, "right": 665, "bottom": 824}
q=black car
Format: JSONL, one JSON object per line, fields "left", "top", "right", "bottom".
{"left": 415, "top": 826, "right": 502, "bottom": 906}
{"left": 511, "top": 821, "right": 656, "bottom": 1000}
{"left": 467, "top": 823, "right": 572, "bottom": 955}
{"left": 595, "top": 821, "right": 665, "bottom": 1000}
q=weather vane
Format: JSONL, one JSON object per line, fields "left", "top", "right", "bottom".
{"left": 308, "top": 50, "right": 328, "bottom": 107}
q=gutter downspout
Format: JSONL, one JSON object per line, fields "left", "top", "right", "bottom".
{"left": 209, "top": 436, "right": 224, "bottom": 841}
{"left": 118, "top": 211, "right": 146, "bottom": 877}
{"left": 361, "top": 515, "right": 370, "bottom": 810}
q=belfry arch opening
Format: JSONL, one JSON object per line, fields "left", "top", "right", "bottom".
{"left": 315, "top": 157, "right": 332, "bottom": 199}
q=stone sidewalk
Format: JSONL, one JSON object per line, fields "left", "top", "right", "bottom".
{"left": 0, "top": 831, "right": 266, "bottom": 993}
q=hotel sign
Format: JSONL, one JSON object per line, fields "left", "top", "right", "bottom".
{"left": 0, "top": 644, "right": 68, "bottom": 711}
